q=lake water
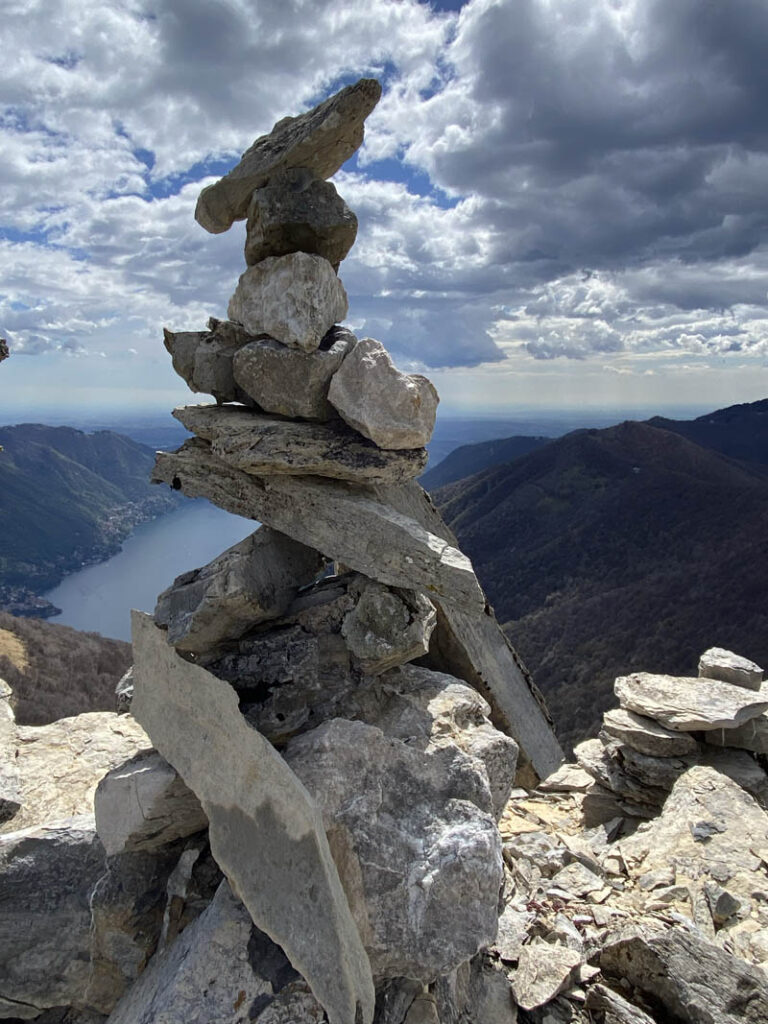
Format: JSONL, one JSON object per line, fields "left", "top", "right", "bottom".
{"left": 43, "top": 500, "right": 256, "bottom": 642}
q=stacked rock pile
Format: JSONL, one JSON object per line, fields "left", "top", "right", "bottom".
{"left": 570, "top": 646, "right": 768, "bottom": 820}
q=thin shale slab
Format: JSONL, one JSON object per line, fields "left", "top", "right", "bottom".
{"left": 614, "top": 671, "right": 768, "bottom": 731}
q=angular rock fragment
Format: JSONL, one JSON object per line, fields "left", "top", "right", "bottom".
{"left": 195, "top": 77, "right": 382, "bottom": 233}
{"left": 537, "top": 763, "right": 594, "bottom": 792}
{"left": 328, "top": 337, "right": 439, "bottom": 449}
{"left": 154, "top": 526, "right": 324, "bottom": 653}
{"left": 0, "top": 339, "right": 8, "bottom": 362}
{"left": 600, "top": 925, "right": 768, "bottom": 1024}
{"left": 245, "top": 168, "right": 358, "bottom": 269}
{"left": 574, "top": 738, "right": 666, "bottom": 813}
{"left": 584, "top": 984, "right": 658, "bottom": 1024}
{"left": 699, "top": 646, "right": 763, "bottom": 690}
{"left": 130, "top": 611, "right": 375, "bottom": 1024}
{"left": 228, "top": 252, "right": 348, "bottom": 351}
{"left": 614, "top": 671, "right": 768, "bottom": 731}
{"left": 153, "top": 439, "right": 485, "bottom": 610}
{"left": 233, "top": 325, "right": 356, "bottom": 420}
{"left": 0, "top": 679, "right": 21, "bottom": 823}
{"left": 175, "top": 403, "right": 427, "bottom": 484}
{"left": 601, "top": 707, "right": 698, "bottom": 757}
{"left": 341, "top": 578, "right": 436, "bottom": 674}
{"left": 508, "top": 941, "right": 581, "bottom": 1010}
{"left": 704, "top": 710, "right": 768, "bottom": 754}
{"left": 94, "top": 750, "right": 208, "bottom": 856}
{"left": 163, "top": 318, "right": 257, "bottom": 404}
{"left": 115, "top": 666, "right": 133, "bottom": 714}
{"left": 285, "top": 716, "right": 503, "bottom": 982}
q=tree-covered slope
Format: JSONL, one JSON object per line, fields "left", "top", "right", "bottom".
{"left": 421, "top": 434, "right": 550, "bottom": 490}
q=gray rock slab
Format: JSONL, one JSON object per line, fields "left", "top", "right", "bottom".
{"left": 0, "top": 816, "right": 104, "bottom": 1018}
{"left": 130, "top": 612, "right": 374, "bottom": 1024}
{"left": 94, "top": 751, "right": 207, "bottom": 856}
{"left": 0, "top": 680, "right": 21, "bottom": 824}
{"left": 232, "top": 326, "right": 356, "bottom": 420}
{"left": 285, "top": 716, "right": 503, "bottom": 983}
{"left": 163, "top": 318, "right": 258, "bottom": 404}
{"left": 341, "top": 579, "right": 436, "bottom": 675}
{"left": 195, "top": 77, "right": 381, "bottom": 233}
{"left": 599, "top": 925, "right": 768, "bottom": 1023}
{"left": 508, "top": 941, "right": 581, "bottom": 1011}
{"left": 537, "top": 763, "right": 595, "bottom": 792}
{"left": 584, "top": 984, "right": 658, "bottom": 1024}
{"left": 328, "top": 337, "right": 439, "bottom": 449}
{"left": 699, "top": 647, "right": 763, "bottom": 690}
{"left": 601, "top": 707, "right": 698, "bottom": 757}
{"left": 370, "top": 479, "right": 564, "bottom": 782}
{"left": 154, "top": 526, "right": 324, "bottom": 653}
{"left": 174, "top": 404, "right": 427, "bottom": 484}
{"left": 152, "top": 439, "right": 484, "bottom": 610}
{"left": 227, "top": 252, "right": 348, "bottom": 351}
{"left": 115, "top": 667, "right": 133, "bottom": 715}
{"left": 107, "top": 879, "right": 326, "bottom": 1024}
{"left": 245, "top": 169, "right": 358, "bottom": 269}
{"left": 704, "top": 710, "right": 768, "bottom": 754}
{"left": 575, "top": 739, "right": 667, "bottom": 810}
{"left": 614, "top": 671, "right": 768, "bottom": 731}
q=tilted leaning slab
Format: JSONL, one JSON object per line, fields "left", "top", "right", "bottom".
{"left": 130, "top": 611, "right": 375, "bottom": 1024}
{"left": 152, "top": 438, "right": 485, "bottom": 610}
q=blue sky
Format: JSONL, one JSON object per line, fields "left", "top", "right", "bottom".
{"left": 1, "top": 0, "right": 767, "bottom": 417}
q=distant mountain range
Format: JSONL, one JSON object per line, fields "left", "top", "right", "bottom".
{"left": 433, "top": 399, "right": 768, "bottom": 753}
{"left": 421, "top": 435, "right": 551, "bottom": 490}
{"left": 0, "top": 424, "right": 179, "bottom": 616}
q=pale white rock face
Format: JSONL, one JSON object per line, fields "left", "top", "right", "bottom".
{"left": 341, "top": 579, "right": 437, "bottom": 675}
{"left": 228, "top": 252, "right": 348, "bottom": 352}
{"left": 154, "top": 526, "right": 324, "bottom": 654}
{"left": 328, "top": 337, "right": 439, "bottom": 449}
{"left": 130, "top": 611, "right": 375, "bottom": 1024}
{"left": 614, "top": 671, "right": 768, "bottom": 731}
{"left": 699, "top": 646, "right": 764, "bottom": 690}
{"left": 601, "top": 707, "right": 698, "bottom": 757}
{"left": 285, "top": 716, "right": 503, "bottom": 983}
{"left": 94, "top": 750, "right": 208, "bottom": 856}
{"left": 233, "top": 326, "right": 356, "bottom": 420}
{"left": 508, "top": 941, "right": 580, "bottom": 1010}
{"left": 2, "top": 711, "right": 150, "bottom": 834}
{"left": 195, "top": 77, "right": 381, "bottom": 233}
{"left": 174, "top": 404, "right": 428, "bottom": 484}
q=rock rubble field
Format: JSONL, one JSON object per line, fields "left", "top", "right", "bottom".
{"left": 2, "top": 79, "right": 768, "bottom": 1024}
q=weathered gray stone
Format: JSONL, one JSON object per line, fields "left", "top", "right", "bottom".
{"left": 285, "top": 716, "right": 503, "bottom": 983}
{"left": 341, "top": 579, "right": 436, "bottom": 674}
{"left": 153, "top": 439, "right": 484, "bottom": 610}
{"left": 699, "top": 647, "right": 763, "bottom": 690}
{"left": 175, "top": 404, "right": 428, "bottom": 484}
{"left": 601, "top": 707, "right": 698, "bottom": 757}
{"left": 615, "top": 671, "right": 768, "bottom": 731}
{"left": 228, "top": 252, "right": 348, "bottom": 351}
{"left": 0, "top": 680, "right": 21, "bottom": 823}
{"left": 584, "top": 984, "right": 658, "bottom": 1024}
{"left": 115, "top": 667, "right": 133, "bottom": 715}
{"left": 575, "top": 738, "right": 666, "bottom": 812}
{"left": 245, "top": 169, "right": 357, "bottom": 269}
{"left": 704, "top": 710, "right": 768, "bottom": 754}
{"left": 195, "top": 77, "right": 381, "bottom": 233}
{"left": 537, "top": 763, "right": 594, "bottom": 792}
{"left": 233, "top": 326, "right": 356, "bottom": 420}
{"left": 403, "top": 995, "right": 439, "bottom": 1024}
{"left": 0, "top": 817, "right": 104, "bottom": 1018}
{"left": 599, "top": 925, "right": 768, "bottom": 1023}
{"left": 94, "top": 751, "right": 207, "bottom": 856}
{"left": 328, "top": 338, "right": 439, "bottom": 450}
{"left": 0, "top": 340, "right": 8, "bottom": 362}
{"left": 163, "top": 318, "right": 257, "bottom": 404}
{"left": 107, "top": 879, "right": 325, "bottom": 1024}
{"left": 508, "top": 941, "right": 581, "bottom": 1011}
{"left": 154, "top": 526, "right": 323, "bottom": 653}
{"left": 130, "top": 611, "right": 375, "bottom": 1024}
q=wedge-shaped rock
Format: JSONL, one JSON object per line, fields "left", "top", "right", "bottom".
{"left": 600, "top": 925, "right": 768, "bottom": 1024}
{"left": 341, "top": 579, "right": 436, "bottom": 674}
{"left": 153, "top": 440, "right": 484, "bottom": 610}
{"left": 163, "top": 318, "right": 257, "bottom": 404}
{"left": 154, "top": 526, "right": 324, "bottom": 653}
{"left": 699, "top": 647, "right": 763, "bottom": 691}
{"left": 175, "top": 404, "right": 427, "bottom": 484}
{"left": 108, "top": 879, "right": 325, "bottom": 1024}
{"left": 195, "top": 77, "right": 381, "bottom": 233}
{"left": 585, "top": 984, "right": 658, "bottom": 1024}
{"left": 328, "top": 337, "right": 439, "bottom": 449}
{"left": 3, "top": 711, "right": 150, "bottom": 834}
{"left": 705, "top": 710, "right": 768, "bottom": 754}
{"left": 95, "top": 750, "right": 208, "bottom": 856}
{"left": 233, "top": 326, "right": 356, "bottom": 420}
{"left": 245, "top": 169, "right": 358, "bottom": 269}
{"left": 615, "top": 671, "right": 768, "bottom": 731}
{"left": 130, "top": 612, "right": 375, "bottom": 1024}
{"left": 509, "top": 941, "right": 581, "bottom": 1010}
{"left": 285, "top": 716, "right": 503, "bottom": 982}
{"left": 601, "top": 707, "right": 698, "bottom": 757}
{"left": 228, "top": 252, "right": 348, "bottom": 351}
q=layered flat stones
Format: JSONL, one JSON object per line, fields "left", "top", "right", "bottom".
{"left": 601, "top": 707, "right": 698, "bottom": 757}
{"left": 228, "top": 252, "right": 348, "bottom": 351}
{"left": 614, "top": 672, "right": 768, "bottom": 732}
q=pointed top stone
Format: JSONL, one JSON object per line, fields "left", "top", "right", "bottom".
{"left": 196, "top": 77, "right": 382, "bottom": 234}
